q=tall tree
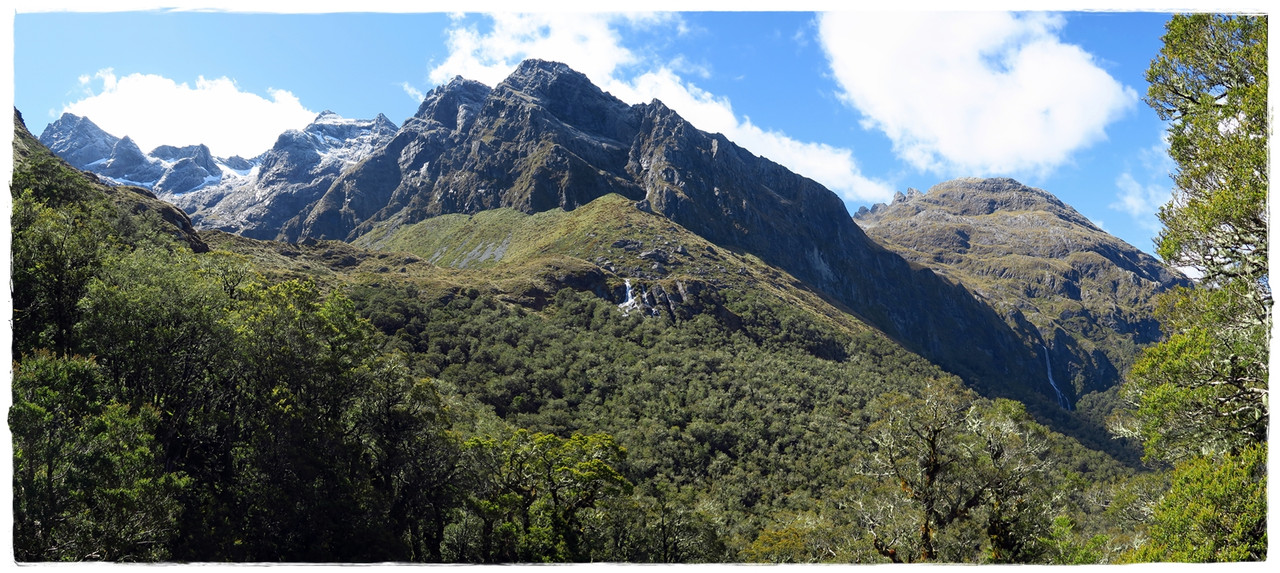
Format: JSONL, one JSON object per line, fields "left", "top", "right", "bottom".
{"left": 848, "top": 378, "right": 1055, "bottom": 563}
{"left": 10, "top": 352, "right": 188, "bottom": 561}
{"left": 1112, "top": 13, "right": 1268, "bottom": 564}
{"left": 1115, "top": 13, "right": 1269, "bottom": 463}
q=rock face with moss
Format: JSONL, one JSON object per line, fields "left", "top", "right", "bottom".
{"left": 280, "top": 60, "right": 1057, "bottom": 407}
{"left": 854, "top": 177, "right": 1189, "bottom": 402}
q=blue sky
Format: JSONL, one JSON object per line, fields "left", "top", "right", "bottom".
{"left": 8, "top": 3, "right": 1223, "bottom": 256}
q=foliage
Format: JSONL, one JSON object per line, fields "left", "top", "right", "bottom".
{"left": 1039, "top": 516, "right": 1109, "bottom": 564}
{"left": 10, "top": 352, "right": 189, "bottom": 561}
{"left": 1107, "top": 13, "right": 1270, "bottom": 564}
{"left": 1117, "top": 280, "right": 1268, "bottom": 461}
{"left": 1127, "top": 444, "right": 1267, "bottom": 562}
{"left": 1115, "top": 11, "right": 1268, "bottom": 460}
{"left": 12, "top": 112, "right": 1149, "bottom": 564}
{"left": 844, "top": 380, "right": 1055, "bottom": 563}
{"left": 1121, "top": 16, "right": 1269, "bottom": 461}
{"left": 445, "top": 429, "right": 632, "bottom": 562}
{"left": 1145, "top": 14, "right": 1268, "bottom": 292}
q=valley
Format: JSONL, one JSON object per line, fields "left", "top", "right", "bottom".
{"left": 6, "top": 58, "right": 1228, "bottom": 563}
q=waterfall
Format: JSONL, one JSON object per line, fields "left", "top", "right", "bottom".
{"left": 1042, "top": 345, "right": 1071, "bottom": 410}
{"left": 618, "top": 278, "right": 642, "bottom": 315}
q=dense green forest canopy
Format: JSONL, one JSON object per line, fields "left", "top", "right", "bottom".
{"left": 10, "top": 114, "right": 1149, "bottom": 563}
{"left": 8, "top": 13, "right": 1268, "bottom": 564}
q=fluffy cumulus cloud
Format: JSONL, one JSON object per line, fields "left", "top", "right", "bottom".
{"left": 63, "top": 69, "right": 317, "bottom": 158}
{"left": 1111, "top": 137, "right": 1176, "bottom": 236}
{"left": 817, "top": 12, "right": 1138, "bottom": 176}
{"left": 429, "top": 12, "right": 895, "bottom": 203}
{"left": 1112, "top": 172, "right": 1168, "bottom": 234}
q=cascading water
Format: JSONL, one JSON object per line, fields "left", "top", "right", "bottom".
{"left": 1042, "top": 345, "right": 1071, "bottom": 410}
{"left": 618, "top": 278, "right": 642, "bottom": 315}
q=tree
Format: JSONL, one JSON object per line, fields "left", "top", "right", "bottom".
{"left": 10, "top": 352, "right": 188, "bottom": 561}
{"left": 1145, "top": 14, "right": 1268, "bottom": 293}
{"left": 1127, "top": 444, "right": 1267, "bottom": 562}
{"left": 353, "top": 352, "right": 463, "bottom": 561}
{"left": 847, "top": 378, "right": 1055, "bottom": 563}
{"left": 1109, "top": 13, "right": 1268, "bottom": 564}
{"left": 10, "top": 188, "right": 110, "bottom": 355}
{"left": 221, "top": 279, "right": 383, "bottom": 561}
{"left": 1115, "top": 14, "right": 1268, "bottom": 463}
{"left": 447, "top": 429, "right": 632, "bottom": 562}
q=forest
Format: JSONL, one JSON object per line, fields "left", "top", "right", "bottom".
{"left": 8, "top": 14, "right": 1268, "bottom": 563}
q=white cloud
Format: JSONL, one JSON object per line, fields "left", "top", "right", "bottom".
{"left": 1111, "top": 137, "right": 1175, "bottom": 236}
{"left": 429, "top": 12, "right": 894, "bottom": 203}
{"left": 1112, "top": 172, "right": 1167, "bottom": 234}
{"left": 401, "top": 82, "right": 425, "bottom": 103}
{"left": 429, "top": 13, "right": 641, "bottom": 88}
{"left": 62, "top": 69, "right": 316, "bottom": 158}
{"left": 817, "top": 11, "right": 1138, "bottom": 177}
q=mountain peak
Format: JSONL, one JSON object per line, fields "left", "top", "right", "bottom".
{"left": 854, "top": 174, "right": 1188, "bottom": 400}
{"left": 858, "top": 177, "right": 1095, "bottom": 230}
{"left": 499, "top": 59, "right": 598, "bottom": 98}
{"left": 413, "top": 76, "right": 492, "bottom": 129}
{"left": 38, "top": 113, "right": 120, "bottom": 170}
{"left": 509, "top": 58, "right": 580, "bottom": 81}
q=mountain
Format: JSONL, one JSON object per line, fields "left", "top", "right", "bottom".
{"left": 38, "top": 112, "right": 254, "bottom": 196}
{"left": 854, "top": 178, "right": 1189, "bottom": 407}
{"left": 12, "top": 93, "right": 1157, "bottom": 562}
{"left": 171, "top": 110, "right": 397, "bottom": 239}
{"left": 276, "top": 59, "right": 1065, "bottom": 412}
{"left": 36, "top": 111, "right": 397, "bottom": 240}
{"left": 15, "top": 109, "right": 207, "bottom": 252}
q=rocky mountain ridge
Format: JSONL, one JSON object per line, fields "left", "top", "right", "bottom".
{"left": 170, "top": 111, "right": 397, "bottom": 239}
{"left": 855, "top": 177, "right": 1189, "bottom": 405}
{"left": 38, "top": 110, "right": 398, "bottom": 240}
{"left": 273, "top": 59, "right": 1057, "bottom": 408}
{"left": 16, "top": 110, "right": 208, "bottom": 252}
{"left": 38, "top": 112, "right": 252, "bottom": 196}
{"left": 28, "top": 60, "right": 1188, "bottom": 421}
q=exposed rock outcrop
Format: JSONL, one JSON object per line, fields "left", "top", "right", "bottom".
{"left": 855, "top": 177, "right": 1190, "bottom": 399}
{"left": 282, "top": 59, "right": 1057, "bottom": 406}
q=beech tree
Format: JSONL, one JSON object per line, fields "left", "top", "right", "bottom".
{"left": 1127, "top": 444, "right": 1267, "bottom": 561}
{"left": 848, "top": 378, "right": 1054, "bottom": 563}
{"left": 1112, "top": 13, "right": 1268, "bottom": 563}
{"left": 1115, "top": 13, "right": 1269, "bottom": 463}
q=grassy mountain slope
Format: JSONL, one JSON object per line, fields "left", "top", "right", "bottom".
{"left": 209, "top": 194, "right": 1141, "bottom": 557}
{"left": 12, "top": 108, "right": 1151, "bottom": 562}
{"left": 278, "top": 61, "right": 1063, "bottom": 420}
{"left": 855, "top": 178, "right": 1188, "bottom": 430}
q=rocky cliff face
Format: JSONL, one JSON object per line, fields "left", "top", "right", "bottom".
{"left": 38, "top": 112, "right": 252, "bottom": 196}
{"left": 37, "top": 112, "right": 119, "bottom": 169}
{"left": 280, "top": 63, "right": 647, "bottom": 242}
{"left": 283, "top": 59, "right": 1055, "bottom": 406}
{"left": 855, "top": 177, "right": 1190, "bottom": 399}
{"left": 173, "top": 111, "right": 397, "bottom": 239}
{"left": 16, "top": 110, "right": 208, "bottom": 253}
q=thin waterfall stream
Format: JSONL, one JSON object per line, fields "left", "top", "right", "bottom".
{"left": 1042, "top": 345, "right": 1071, "bottom": 410}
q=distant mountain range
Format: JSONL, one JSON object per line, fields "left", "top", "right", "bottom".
{"left": 40, "top": 110, "right": 397, "bottom": 240}
{"left": 35, "top": 59, "right": 1187, "bottom": 430}
{"left": 39, "top": 112, "right": 253, "bottom": 196}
